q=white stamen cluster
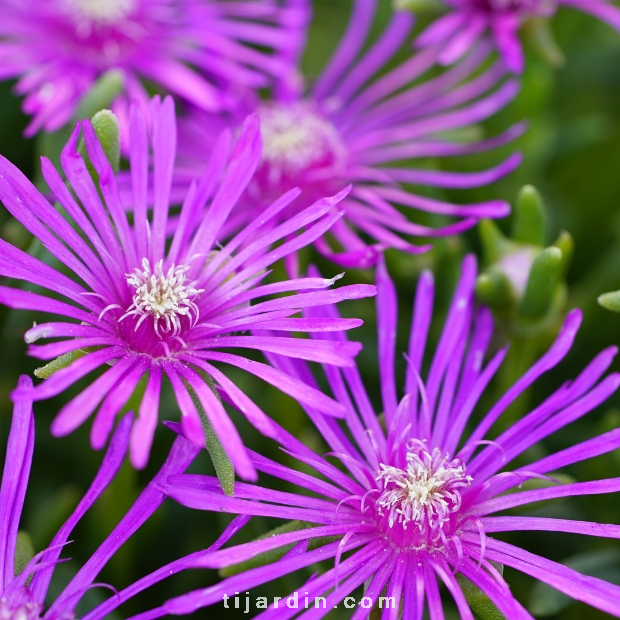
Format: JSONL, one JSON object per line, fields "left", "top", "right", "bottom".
{"left": 0, "top": 596, "right": 43, "bottom": 620}
{"left": 62, "top": 0, "right": 136, "bottom": 26}
{"left": 121, "top": 258, "right": 203, "bottom": 337}
{"left": 375, "top": 441, "right": 472, "bottom": 532}
{"left": 258, "top": 102, "right": 345, "bottom": 183}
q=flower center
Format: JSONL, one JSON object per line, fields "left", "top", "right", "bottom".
{"left": 120, "top": 258, "right": 203, "bottom": 338}
{"left": 0, "top": 594, "right": 43, "bottom": 620}
{"left": 257, "top": 102, "right": 345, "bottom": 187}
{"left": 62, "top": 0, "right": 136, "bottom": 26}
{"left": 375, "top": 441, "right": 472, "bottom": 546}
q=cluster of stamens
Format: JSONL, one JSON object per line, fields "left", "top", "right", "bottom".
{"left": 375, "top": 441, "right": 472, "bottom": 540}
{"left": 257, "top": 102, "right": 345, "bottom": 185}
{"left": 120, "top": 258, "right": 203, "bottom": 338}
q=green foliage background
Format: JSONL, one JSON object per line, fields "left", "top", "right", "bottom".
{"left": 1, "top": 1, "right": 620, "bottom": 618}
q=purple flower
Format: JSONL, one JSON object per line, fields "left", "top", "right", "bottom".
{"left": 418, "top": 0, "right": 620, "bottom": 73}
{"left": 159, "top": 255, "right": 620, "bottom": 618}
{"left": 0, "top": 0, "right": 309, "bottom": 136}
{"left": 174, "top": 1, "right": 523, "bottom": 270}
{"left": 0, "top": 95, "right": 375, "bottom": 476}
{"left": 0, "top": 376, "right": 232, "bottom": 620}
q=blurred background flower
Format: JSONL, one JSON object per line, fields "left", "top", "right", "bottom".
{"left": 0, "top": 0, "right": 309, "bottom": 135}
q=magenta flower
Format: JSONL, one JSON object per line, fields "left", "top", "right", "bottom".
{"left": 0, "top": 0, "right": 309, "bottom": 136}
{"left": 0, "top": 95, "right": 375, "bottom": 476}
{"left": 159, "top": 255, "right": 620, "bottom": 618}
{"left": 175, "top": 1, "right": 523, "bottom": 270}
{"left": 0, "top": 376, "right": 234, "bottom": 620}
{"left": 418, "top": 0, "right": 620, "bottom": 73}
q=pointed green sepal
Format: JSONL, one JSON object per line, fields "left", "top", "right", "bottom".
{"left": 476, "top": 269, "right": 513, "bottom": 308}
{"left": 456, "top": 569, "right": 506, "bottom": 620}
{"left": 598, "top": 290, "right": 620, "bottom": 313}
{"left": 14, "top": 531, "right": 35, "bottom": 578}
{"left": 512, "top": 185, "right": 546, "bottom": 246}
{"left": 479, "top": 219, "right": 511, "bottom": 264}
{"left": 219, "top": 520, "right": 340, "bottom": 577}
{"left": 518, "top": 246, "right": 563, "bottom": 319}
{"left": 186, "top": 373, "right": 235, "bottom": 497}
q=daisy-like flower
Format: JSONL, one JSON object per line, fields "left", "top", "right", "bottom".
{"left": 417, "top": 0, "right": 620, "bottom": 73}
{"left": 0, "top": 376, "right": 239, "bottom": 620}
{"left": 0, "top": 95, "right": 375, "bottom": 476}
{"left": 158, "top": 254, "right": 620, "bottom": 618}
{"left": 0, "top": 0, "right": 310, "bottom": 136}
{"left": 175, "top": 0, "right": 523, "bottom": 270}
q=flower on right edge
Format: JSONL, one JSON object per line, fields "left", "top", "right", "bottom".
{"left": 416, "top": 0, "right": 620, "bottom": 73}
{"left": 156, "top": 254, "right": 620, "bottom": 618}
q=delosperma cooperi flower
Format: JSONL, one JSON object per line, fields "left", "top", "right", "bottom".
{"left": 0, "top": 95, "right": 375, "bottom": 476}
{"left": 174, "top": 0, "right": 524, "bottom": 270}
{"left": 155, "top": 255, "right": 620, "bottom": 618}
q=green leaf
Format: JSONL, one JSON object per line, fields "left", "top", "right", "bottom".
{"left": 90, "top": 110, "right": 120, "bottom": 173}
{"left": 14, "top": 531, "right": 35, "bottom": 578}
{"left": 518, "top": 246, "right": 563, "bottom": 319}
{"left": 78, "top": 109, "right": 120, "bottom": 183}
{"left": 598, "top": 290, "right": 620, "bottom": 312}
{"left": 34, "top": 349, "right": 87, "bottom": 379}
{"left": 219, "top": 520, "right": 339, "bottom": 577}
{"left": 456, "top": 569, "right": 506, "bottom": 620}
{"left": 512, "top": 185, "right": 546, "bottom": 246}
{"left": 475, "top": 269, "right": 513, "bottom": 307}
{"left": 186, "top": 374, "right": 235, "bottom": 497}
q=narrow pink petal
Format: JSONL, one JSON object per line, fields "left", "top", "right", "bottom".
{"left": 130, "top": 366, "right": 163, "bottom": 470}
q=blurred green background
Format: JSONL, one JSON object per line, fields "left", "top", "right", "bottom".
{"left": 2, "top": 1, "right": 620, "bottom": 618}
